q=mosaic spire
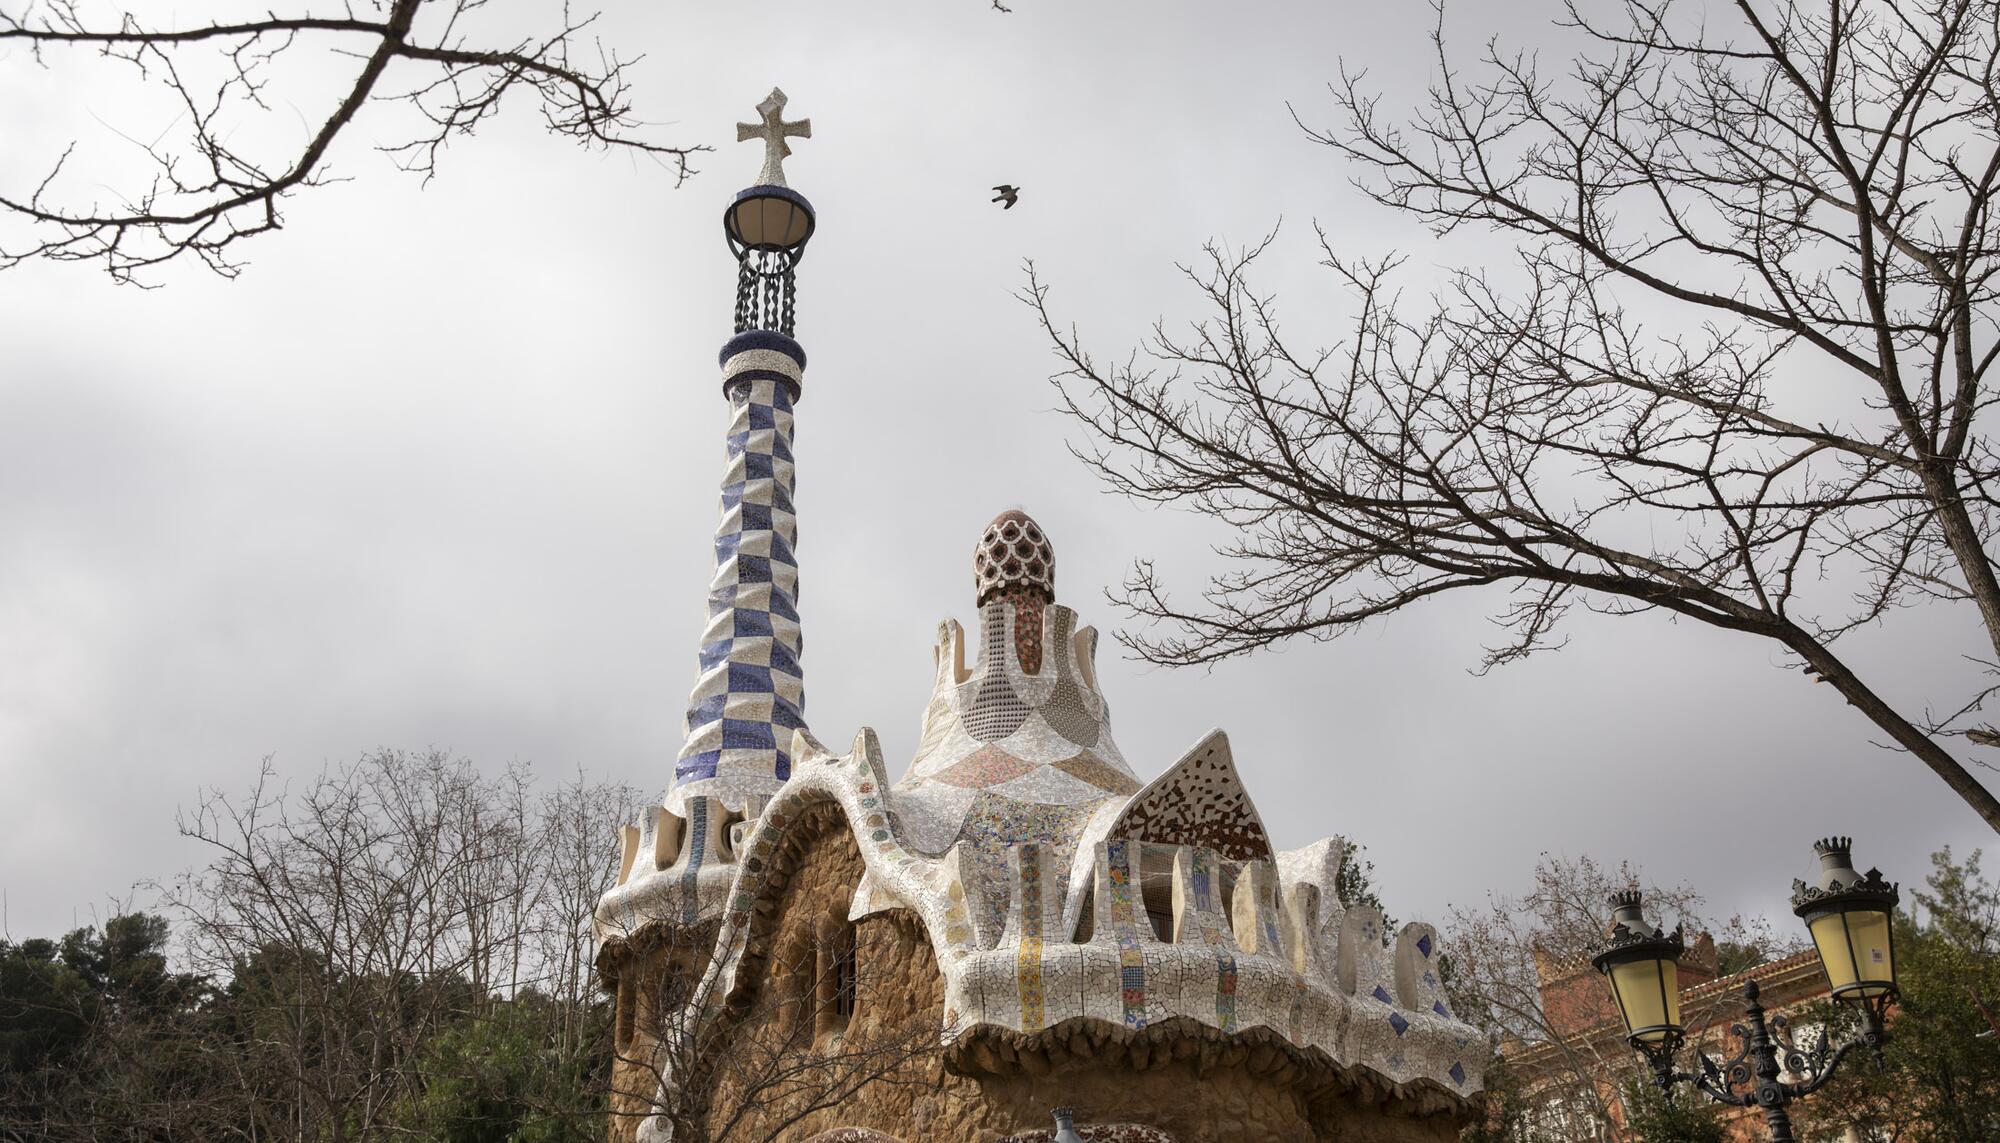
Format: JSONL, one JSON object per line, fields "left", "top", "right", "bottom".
{"left": 667, "top": 93, "right": 817, "bottom": 814}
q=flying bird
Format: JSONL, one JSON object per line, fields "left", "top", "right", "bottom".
{"left": 992, "top": 185, "right": 1020, "bottom": 209}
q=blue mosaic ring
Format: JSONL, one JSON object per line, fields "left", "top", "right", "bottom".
{"left": 719, "top": 331, "right": 806, "bottom": 402}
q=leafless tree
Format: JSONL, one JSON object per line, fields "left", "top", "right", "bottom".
{"left": 160, "top": 749, "right": 636, "bottom": 1142}
{"left": 0, "top": 0, "right": 701, "bottom": 282}
{"left": 1033, "top": 0, "right": 2000, "bottom": 832}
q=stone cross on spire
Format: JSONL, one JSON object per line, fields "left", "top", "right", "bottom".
{"left": 736, "top": 87, "right": 811, "bottom": 187}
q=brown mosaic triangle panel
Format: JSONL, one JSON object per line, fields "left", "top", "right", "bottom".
{"left": 1054, "top": 751, "right": 1142, "bottom": 795}
{"left": 1112, "top": 747, "right": 1271, "bottom": 862}
{"left": 931, "top": 745, "right": 1038, "bottom": 789}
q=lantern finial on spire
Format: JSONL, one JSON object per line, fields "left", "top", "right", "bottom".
{"left": 725, "top": 89, "right": 815, "bottom": 337}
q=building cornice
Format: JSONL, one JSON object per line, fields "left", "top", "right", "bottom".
{"left": 1505, "top": 949, "right": 1829, "bottom": 1069}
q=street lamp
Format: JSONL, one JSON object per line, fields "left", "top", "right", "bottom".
{"left": 1591, "top": 839, "right": 1901, "bottom": 1143}
{"left": 1792, "top": 836, "right": 1899, "bottom": 1043}
{"left": 1590, "top": 890, "right": 1688, "bottom": 1073}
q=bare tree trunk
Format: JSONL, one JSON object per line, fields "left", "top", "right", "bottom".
{"left": 1785, "top": 628, "right": 2000, "bottom": 833}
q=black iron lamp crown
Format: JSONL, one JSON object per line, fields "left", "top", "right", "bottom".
{"left": 725, "top": 184, "right": 813, "bottom": 337}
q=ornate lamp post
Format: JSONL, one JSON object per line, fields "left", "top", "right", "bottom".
{"left": 1590, "top": 838, "right": 1901, "bottom": 1143}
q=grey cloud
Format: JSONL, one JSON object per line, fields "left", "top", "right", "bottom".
{"left": 0, "top": 0, "right": 1980, "bottom": 944}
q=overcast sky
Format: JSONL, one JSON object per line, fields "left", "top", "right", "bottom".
{"left": 1, "top": 0, "right": 1990, "bottom": 949}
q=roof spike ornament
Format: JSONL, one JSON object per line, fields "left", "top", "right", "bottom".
{"left": 974, "top": 509, "right": 1055, "bottom": 606}
{"left": 666, "top": 90, "right": 819, "bottom": 815}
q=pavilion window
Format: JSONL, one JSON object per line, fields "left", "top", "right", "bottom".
{"left": 814, "top": 917, "right": 857, "bottom": 1042}
{"left": 832, "top": 926, "right": 857, "bottom": 1019}
{"left": 1140, "top": 842, "right": 1176, "bottom": 941}
{"left": 614, "top": 979, "right": 637, "bottom": 1052}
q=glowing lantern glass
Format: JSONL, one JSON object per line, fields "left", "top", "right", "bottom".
{"left": 1792, "top": 836, "right": 1900, "bottom": 1003}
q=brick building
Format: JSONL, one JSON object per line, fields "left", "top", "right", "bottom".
{"left": 1506, "top": 939, "right": 1856, "bottom": 1142}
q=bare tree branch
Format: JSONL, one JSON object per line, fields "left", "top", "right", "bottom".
{"left": 0, "top": 0, "right": 705, "bottom": 282}
{"left": 1032, "top": 0, "right": 2000, "bottom": 834}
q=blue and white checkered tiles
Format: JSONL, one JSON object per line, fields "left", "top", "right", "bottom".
{"left": 670, "top": 332, "right": 808, "bottom": 812}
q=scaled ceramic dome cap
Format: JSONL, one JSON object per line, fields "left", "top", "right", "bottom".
{"left": 974, "top": 509, "right": 1055, "bottom": 605}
